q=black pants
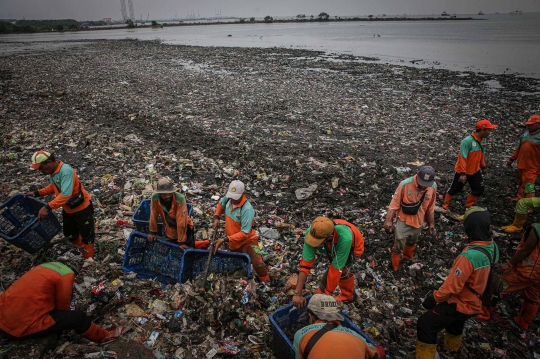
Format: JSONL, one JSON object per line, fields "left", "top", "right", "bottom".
{"left": 63, "top": 203, "right": 95, "bottom": 245}
{"left": 0, "top": 310, "right": 92, "bottom": 340}
{"left": 417, "top": 302, "right": 475, "bottom": 344}
{"left": 447, "top": 171, "right": 484, "bottom": 197}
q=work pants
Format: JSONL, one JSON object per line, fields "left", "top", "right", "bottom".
{"left": 515, "top": 197, "right": 540, "bottom": 215}
{"left": 63, "top": 203, "right": 95, "bottom": 245}
{"left": 236, "top": 242, "right": 268, "bottom": 280}
{"left": 417, "top": 302, "right": 474, "bottom": 344}
{"left": 500, "top": 268, "right": 540, "bottom": 305}
{"left": 392, "top": 220, "right": 421, "bottom": 255}
{"left": 0, "top": 310, "right": 92, "bottom": 340}
{"left": 447, "top": 171, "right": 484, "bottom": 197}
{"left": 517, "top": 169, "right": 538, "bottom": 199}
{"left": 319, "top": 251, "right": 354, "bottom": 293}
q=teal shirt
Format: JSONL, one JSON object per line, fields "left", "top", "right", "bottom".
{"left": 218, "top": 196, "right": 255, "bottom": 233}
{"left": 302, "top": 224, "right": 352, "bottom": 270}
{"left": 49, "top": 163, "right": 75, "bottom": 197}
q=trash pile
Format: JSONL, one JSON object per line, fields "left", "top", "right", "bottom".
{"left": 1, "top": 39, "right": 540, "bottom": 358}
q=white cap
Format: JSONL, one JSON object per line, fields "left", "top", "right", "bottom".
{"left": 226, "top": 180, "right": 245, "bottom": 200}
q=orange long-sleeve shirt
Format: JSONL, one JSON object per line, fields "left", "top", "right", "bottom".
{"left": 388, "top": 175, "right": 436, "bottom": 229}
{"left": 454, "top": 132, "right": 487, "bottom": 175}
{"left": 149, "top": 192, "right": 193, "bottom": 243}
{"left": 510, "top": 130, "right": 540, "bottom": 172}
{"left": 0, "top": 262, "right": 75, "bottom": 337}
{"left": 213, "top": 194, "right": 258, "bottom": 251}
{"left": 433, "top": 240, "right": 498, "bottom": 314}
{"left": 37, "top": 161, "right": 92, "bottom": 214}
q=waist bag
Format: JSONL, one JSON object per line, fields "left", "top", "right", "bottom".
{"left": 65, "top": 182, "right": 85, "bottom": 209}
{"left": 400, "top": 191, "right": 426, "bottom": 215}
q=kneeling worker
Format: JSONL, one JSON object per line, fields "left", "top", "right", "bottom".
{"left": 0, "top": 251, "right": 120, "bottom": 343}
{"left": 148, "top": 178, "right": 209, "bottom": 249}
{"left": 292, "top": 216, "right": 364, "bottom": 307}
{"left": 293, "top": 294, "right": 385, "bottom": 359}
{"left": 213, "top": 180, "right": 270, "bottom": 282}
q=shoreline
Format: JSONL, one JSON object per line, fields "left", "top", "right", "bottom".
{"left": 1, "top": 39, "right": 539, "bottom": 358}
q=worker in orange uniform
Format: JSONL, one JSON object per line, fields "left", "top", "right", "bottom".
{"left": 213, "top": 180, "right": 270, "bottom": 282}
{"left": 25, "top": 151, "right": 95, "bottom": 259}
{"left": 506, "top": 115, "right": 540, "bottom": 201}
{"left": 383, "top": 166, "right": 437, "bottom": 271}
{"left": 291, "top": 216, "right": 364, "bottom": 307}
{"left": 442, "top": 119, "right": 497, "bottom": 211}
{"left": 147, "top": 178, "right": 208, "bottom": 249}
{"left": 478, "top": 223, "right": 540, "bottom": 330}
{"left": 0, "top": 251, "right": 120, "bottom": 343}
{"left": 293, "top": 294, "right": 385, "bottom": 359}
{"left": 416, "top": 207, "right": 499, "bottom": 359}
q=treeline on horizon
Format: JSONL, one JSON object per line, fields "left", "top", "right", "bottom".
{"left": 0, "top": 19, "right": 107, "bottom": 33}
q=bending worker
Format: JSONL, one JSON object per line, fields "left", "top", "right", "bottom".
{"left": 213, "top": 180, "right": 270, "bottom": 282}
{"left": 292, "top": 216, "right": 364, "bottom": 307}
{"left": 442, "top": 119, "right": 497, "bottom": 211}
{"left": 506, "top": 115, "right": 540, "bottom": 200}
{"left": 148, "top": 178, "right": 208, "bottom": 249}
{"left": 0, "top": 251, "right": 119, "bottom": 343}
{"left": 416, "top": 207, "right": 499, "bottom": 359}
{"left": 479, "top": 223, "right": 540, "bottom": 330}
{"left": 25, "top": 151, "right": 95, "bottom": 259}
{"left": 293, "top": 294, "right": 385, "bottom": 359}
{"left": 383, "top": 166, "right": 436, "bottom": 271}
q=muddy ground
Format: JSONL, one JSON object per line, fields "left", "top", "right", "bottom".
{"left": 1, "top": 39, "right": 540, "bottom": 358}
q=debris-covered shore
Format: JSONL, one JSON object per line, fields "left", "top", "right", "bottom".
{"left": 1, "top": 39, "right": 540, "bottom": 359}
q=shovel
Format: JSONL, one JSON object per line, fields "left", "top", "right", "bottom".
{"left": 198, "top": 227, "right": 219, "bottom": 292}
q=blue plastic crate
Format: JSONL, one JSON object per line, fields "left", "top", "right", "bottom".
{"left": 269, "top": 295, "right": 387, "bottom": 359}
{"left": 0, "top": 194, "right": 61, "bottom": 254}
{"left": 122, "top": 231, "right": 185, "bottom": 284}
{"left": 178, "top": 249, "right": 251, "bottom": 283}
{"left": 132, "top": 199, "right": 193, "bottom": 236}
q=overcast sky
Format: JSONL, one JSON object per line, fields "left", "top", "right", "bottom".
{"left": 1, "top": 0, "right": 539, "bottom": 21}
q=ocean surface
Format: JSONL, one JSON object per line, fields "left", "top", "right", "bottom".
{"left": 1, "top": 13, "right": 539, "bottom": 77}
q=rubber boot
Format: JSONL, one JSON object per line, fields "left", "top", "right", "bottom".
{"left": 477, "top": 306, "right": 494, "bottom": 320}
{"left": 415, "top": 340, "right": 437, "bottom": 359}
{"left": 83, "top": 243, "right": 94, "bottom": 259}
{"left": 514, "top": 302, "right": 540, "bottom": 330}
{"left": 334, "top": 273, "right": 356, "bottom": 302}
{"left": 443, "top": 333, "right": 462, "bottom": 352}
{"left": 441, "top": 194, "right": 453, "bottom": 211}
{"left": 194, "top": 240, "right": 210, "bottom": 249}
{"left": 80, "top": 322, "right": 113, "bottom": 343}
{"left": 70, "top": 235, "right": 83, "bottom": 247}
{"left": 391, "top": 253, "right": 401, "bottom": 271}
{"left": 403, "top": 245, "right": 416, "bottom": 260}
{"left": 464, "top": 194, "right": 479, "bottom": 208}
{"left": 501, "top": 213, "right": 528, "bottom": 233}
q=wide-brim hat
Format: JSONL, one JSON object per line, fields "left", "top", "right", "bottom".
{"left": 305, "top": 216, "right": 334, "bottom": 247}
{"left": 155, "top": 178, "right": 178, "bottom": 193}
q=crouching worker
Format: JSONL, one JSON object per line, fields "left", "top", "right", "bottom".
{"left": 501, "top": 197, "right": 540, "bottom": 233}
{"left": 291, "top": 216, "right": 364, "bottom": 307}
{"left": 212, "top": 180, "right": 270, "bottom": 282}
{"left": 416, "top": 207, "right": 499, "bottom": 359}
{"left": 293, "top": 294, "right": 385, "bottom": 359}
{"left": 0, "top": 251, "right": 121, "bottom": 343}
{"left": 479, "top": 223, "right": 540, "bottom": 330}
{"left": 148, "top": 178, "right": 209, "bottom": 249}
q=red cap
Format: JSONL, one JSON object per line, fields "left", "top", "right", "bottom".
{"left": 475, "top": 119, "right": 498, "bottom": 130}
{"left": 525, "top": 115, "right": 540, "bottom": 125}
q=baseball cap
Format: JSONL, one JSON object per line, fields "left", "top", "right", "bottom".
{"left": 226, "top": 180, "right": 245, "bottom": 200}
{"left": 475, "top": 119, "right": 498, "bottom": 130}
{"left": 30, "top": 150, "right": 52, "bottom": 170}
{"left": 155, "top": 178, "right": 178, "bottom": 194}
{"left": 525, "top": 115, "right": 540, "bottom": 125}
{"left": 305, "top": 216, "right": 334, "bottom": 247}
{"left": 307, "top": 294, "right": 344, "bottom": 321}
{"left": 416, "top": 166, "right": 435, "bottom": 188}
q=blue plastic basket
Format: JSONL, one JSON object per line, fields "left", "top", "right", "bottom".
{"left": 0, "top": 194, "right": 61, "bottom": 254}
{"left": 269, "top": 295, "right": 386, "bottom": 359}
{"left": 122, "top": 231, "right": 185, "bottom": 284}
{"left": 178, "top": 249, "right": 251, "bottom": 283}
{"left": 132, "top": 199, "right": 193, "bottom": 236}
